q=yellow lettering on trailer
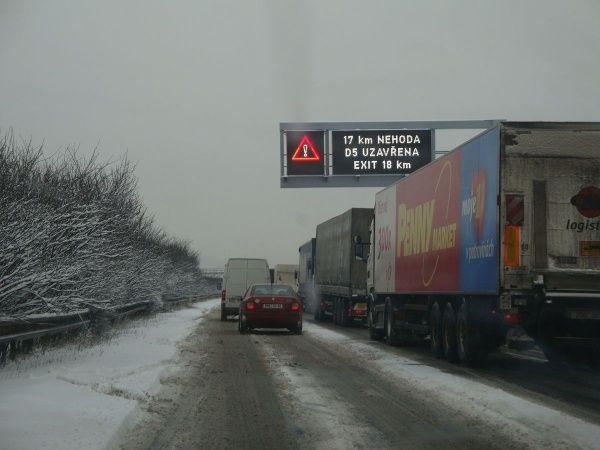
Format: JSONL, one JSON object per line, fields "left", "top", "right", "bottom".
{"left": 397, "top": 200, "right": 435, "bottom": 257}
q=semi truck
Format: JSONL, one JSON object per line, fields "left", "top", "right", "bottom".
{"left": 366, "top": 122, "right": 600, "bottom": 364}
{"left": 297, "top": 239, "right": 316, "bottom": 312}
{"left": 314, "top": 208, "right": 373, "bottom": 325}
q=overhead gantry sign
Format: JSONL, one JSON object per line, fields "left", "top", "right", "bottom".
{"left": 280, "top": 121, "right": 502, "bottom": 188}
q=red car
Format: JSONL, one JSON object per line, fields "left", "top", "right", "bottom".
{"left": 238, "top": 284, "right": 303, "bottom": 334}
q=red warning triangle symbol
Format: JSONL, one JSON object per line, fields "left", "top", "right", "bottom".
{"left": 291, "top": 135, "right": 321, "bottom": 161}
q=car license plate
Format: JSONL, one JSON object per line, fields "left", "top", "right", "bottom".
{"left": 262, "top": 304, "right": 283, "bottom": 309}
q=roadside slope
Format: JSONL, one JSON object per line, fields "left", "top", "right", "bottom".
{"left": 0, "top": 299, "right": 219, "bottom": 450}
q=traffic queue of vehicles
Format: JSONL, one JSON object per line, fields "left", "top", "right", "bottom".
{"left": 221, "top": 258, "right": 302, "bottom": 334}
{"left": 298, "top": 122, "right": 600, "bottom": 365}
{"left": 221, "top": 258, "right": 271, "bottom": 320}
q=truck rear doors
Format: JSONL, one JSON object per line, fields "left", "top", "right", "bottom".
{"left": 501, "top": 124, "right": 600, "bottom": 290}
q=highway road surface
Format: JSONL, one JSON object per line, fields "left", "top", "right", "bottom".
{"left": 117, "top": 306, "right": 600, "bottom": 450}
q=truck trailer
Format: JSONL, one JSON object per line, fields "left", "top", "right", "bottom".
{"left": 314, "top": 208, "right": 373, "bottom": 325}
{"left": 366, "top": 122, "right": 600, "bottom": 364}
{"left": 298, "top": 239, "right": 316, "bottom": 312}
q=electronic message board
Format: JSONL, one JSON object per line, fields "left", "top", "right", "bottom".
{"left": 280, "top": 121, "right": 501, "bottom": 188}
{"left": 285, "top": 130, "right": 326, "bottom": 176}
{"left": 331, "top": 130, "right": 432, "bottom": 175}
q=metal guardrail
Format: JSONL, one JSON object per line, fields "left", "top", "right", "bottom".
{"left": 161, "top": 294, "right": 214, "bottom": 306}
{"left": 201, "top": 267, "right": 224, "bottom": 278}
{"left": 0, "top": 320, "right": 91, "bottom": 347}
{"left": 0, "top": 293, "right": 219, "bottom": 365}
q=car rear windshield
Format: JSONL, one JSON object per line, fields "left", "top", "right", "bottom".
{"left": 252, "top": 285, "right": 295, "bottom": 296}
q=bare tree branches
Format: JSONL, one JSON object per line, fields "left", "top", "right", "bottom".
{"left": 0, "top": 132, "right": 207, "bottom": 318}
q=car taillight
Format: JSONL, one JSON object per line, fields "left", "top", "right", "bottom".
{"left": 291, "top": 303, "right": 300, "bottom": 311}
{"left": 221, "top": 289, "right": 226, "bottom": 301}
{"left": 245, "top": 301, "right": 256, "bottom": 311}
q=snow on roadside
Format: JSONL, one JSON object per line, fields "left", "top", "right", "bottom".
{"left": 0, "top": 298, "right": 220, "bottom": 450}
{"left": 305, "top": 322, "right": 600, "bottom": 450}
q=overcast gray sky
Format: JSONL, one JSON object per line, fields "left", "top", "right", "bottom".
{"left": 1, "top": 0, "right": 599, "bottom": 268}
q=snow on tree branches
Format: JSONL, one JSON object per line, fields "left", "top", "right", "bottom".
{"left": 0, "top": 133, "right": 210, "bottom": 318}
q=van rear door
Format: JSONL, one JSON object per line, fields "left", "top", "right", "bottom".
{"left": 225, "top": 259, "right": 249, "bottom": 302}
{"left": 246, "top": 259, "right": 270, "bottom": 286}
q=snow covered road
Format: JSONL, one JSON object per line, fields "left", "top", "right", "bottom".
{"left": 298, "top": 322, "right": 600, "bottom": 449}
{"left": 119, "top": 309, "right": 600, "bottom": 450}
{"left": 2, "top": 302, "right": 600, "bottom": 450}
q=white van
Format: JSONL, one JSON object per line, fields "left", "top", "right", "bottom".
{"left": 221, "top": 258, "right": 270, "bottom": 320}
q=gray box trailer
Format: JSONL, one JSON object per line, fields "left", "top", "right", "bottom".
{"left": 314, "top": 208, "right": 373, "bottom": 325}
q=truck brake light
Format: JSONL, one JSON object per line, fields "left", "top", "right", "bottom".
{"left": 291, "top": 303, "right": 300, "bottom": 311}
{"left": 221, "top": 289, "right": 226, "bottom": 301}
{"left": 245, "top": 301, "right": 256, "bottom": 311}
{"left": 503, "top": 312, "right": 521, "bottom": 325}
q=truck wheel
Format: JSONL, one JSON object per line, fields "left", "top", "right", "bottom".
{"left": 341, "top": 299, "right": 350, "bottom": 327}
{"left": 336, "top": 298, "right": 343, "bottom": 326}
{"left": 429, "top": 302, "right": 444, "bottom": 358}
{"left": 442, "top": 303, "right": 458, "bottom": 362}
{"left": 568, "top": 350, "right": 600, "bottom": 368}
{"left": 385, "top": 299, "right": 401, "bottom": 346}
{"left": 331, "top": 299, "right": 336, "bottom": 324}
{"left": 540, "top": 345, "right": 566, "bottom": 364}
{"left": 537, "top": 308, "right": 566, "bottom": 364}
{"left": 221, "top": 305, "right": 227, "bottom": 321}
{"left": 368, "top": 304, "right": 384, "bottom": 340}
{"left": 456, "top": 302, "right": 485, "bottom": 365}
{"left": 314, "top": 303, "right": 325, "bottom": 322}
{"left": 333, "top": 298, "right": 339, "bottom": 325}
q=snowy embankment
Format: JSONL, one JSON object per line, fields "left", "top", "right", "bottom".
{"left": 305, "top": 322, "right": 600, "bottom": 450}
{"left": 0, "top": 298, "right": 219, "bottom": 450}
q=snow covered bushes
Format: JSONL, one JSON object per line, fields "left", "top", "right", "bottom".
{"left": 0, "top": 134, "right": 208, "bottom": 318}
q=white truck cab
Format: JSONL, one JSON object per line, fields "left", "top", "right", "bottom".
{"left": 274, "top": 264, "right": 299, "bottom": 291}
